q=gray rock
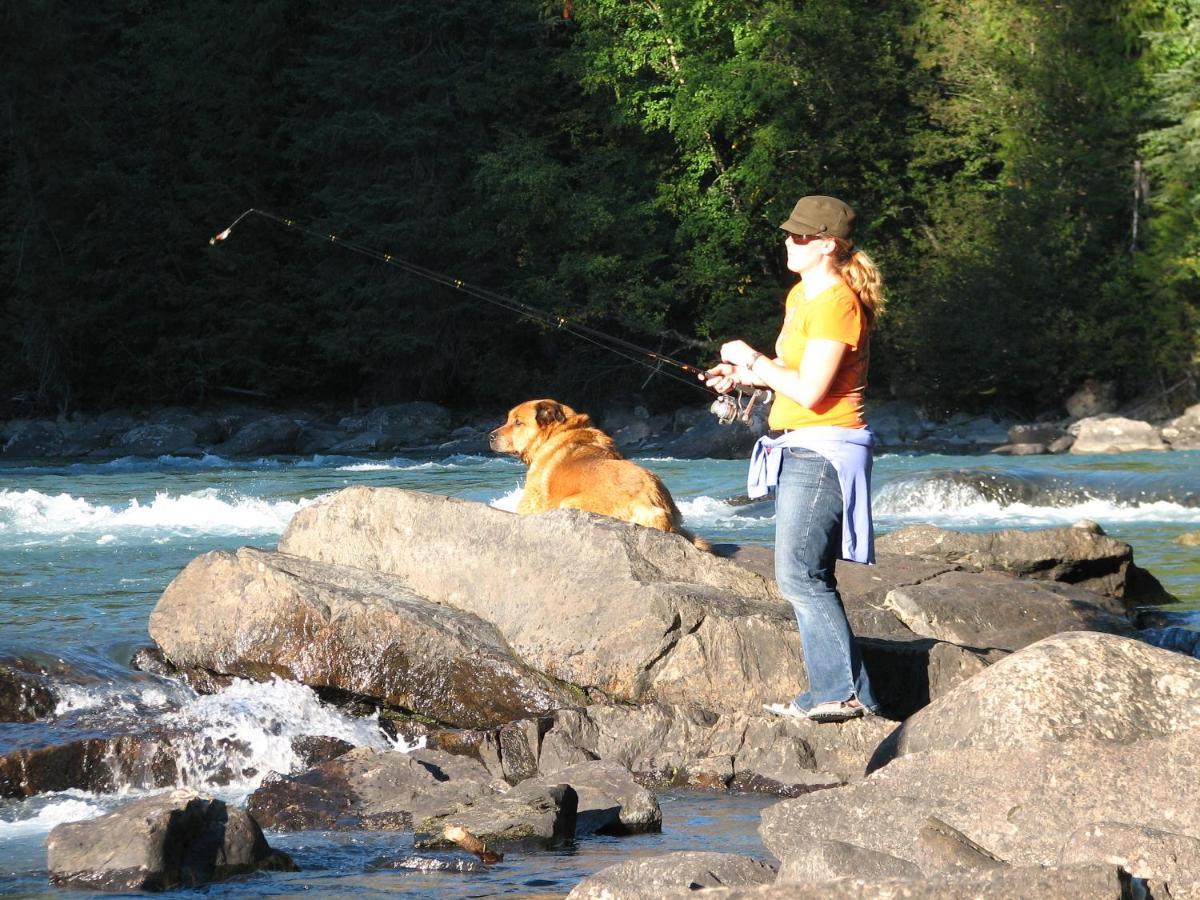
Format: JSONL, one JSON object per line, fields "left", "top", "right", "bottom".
{"left": 1058, "top": 821, "right": 1200, "bottom": 882}
{"left": 277, "top": 487, "right": 808, "bottom": 715}
{"left": 1071, "top": 415, "right": 1167, "bottom": 453}
{"left": 246, "top": 747, "right": 505, "bottom": 831}
{"left": 652, "top": 408, "right": 766, "bottom": 459}
{"left": 917, "top": 815, "right": 1008, "bottom": 874}
{"left": 875, "top": 523, "right": 1173, "bottom": 607}
{"left": 0, "top": 660, "right": 57, "bottom": 722}
{"left": 1161, "top": 403, "right": 1200, "bottom": 450}
{"left": 1047, "top": 433, "right": 1076, "bottom": 453}
{"left": 762, "top": 728, "right": 1200, "bottom": 868}
{"left": 1066, "top": 378, "right": 1116, "bottom": 419}
{"left": 113, "top": 423, "right": 200, "bottom": 456}
{"left": 537, "top": 760, "right": 661, "bottom": 835}
{"left": 654, "top": 864, "right": 1127, "bottom": 898}
{"left": 776, "top": 839, "right": 922, "bottom": 883}
{"left": 881, "top": 571, "right": 1132, "bottom": 652}
{"left": 211, "top": 414, "right": 303, "bottom": 455}
{"left": 148, "top": 547, "right": 576, "bottom": 729}
{"left": 988, "top": 442, "right": 1047, "bottom": 455}
{"left": 1007, "top": 423, "right": 1067, "bottom": 445}
{"left": 337, "top": 402, "right": 452, "bottom": 447}
{"left": 414, "top": 779, "right": 577, "bottom": 851}
{"left": 567, "top": 851, "right": 777, "bottom": 899}
{"left": 865, "top": 401, "right": 934, "bottom": 447}
{"left": 1, "top": 419, "right": 62, "bottom": 457}
{"left": 1177, "top": 530, "right": 1200, "bottom": 547}
{"left": 872, "top": 632, "right": 1200, "bottom": 766}
{"left": 46, "top": 791, "right": 295, "bottom": 891}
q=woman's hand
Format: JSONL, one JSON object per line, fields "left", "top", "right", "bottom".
{"left": 701, "top": 362, "right": 743, "bottom": 394}
{"left": 719, "top": 340, "right": 761, "bottom": 368}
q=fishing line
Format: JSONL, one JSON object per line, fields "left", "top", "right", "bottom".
{"left": 209, "top": 208, "right": 714, "bottom": 397}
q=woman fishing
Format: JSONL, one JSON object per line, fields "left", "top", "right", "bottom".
{"left": 703, "top": 195, "right": 884, "bottom": 723}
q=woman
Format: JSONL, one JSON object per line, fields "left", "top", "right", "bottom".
{"left": 703, "top": 195, "right": 884, "bottom": 723}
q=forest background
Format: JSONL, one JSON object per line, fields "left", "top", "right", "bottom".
{"left": 3, "top": 0, "right": 1198, "bottom": 421}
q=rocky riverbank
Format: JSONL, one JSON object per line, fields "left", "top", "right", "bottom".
{"left": 2, "top": 394, "right": 1198, "bottom": 461}
{"left": 6, "top": 486, "right": 1197, "bottom": 894}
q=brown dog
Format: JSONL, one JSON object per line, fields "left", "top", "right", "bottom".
{"left": 489, "top": 399, "right": 709, "bottom": 549}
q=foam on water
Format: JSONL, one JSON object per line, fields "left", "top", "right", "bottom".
{"left": 156, "top": 677, "right": 419, "bottom": 803}
{"left": 0, "top": 792, "right": 108, "bottom": 840}
{"left": 490, "top": 486, "right": 523, "bottom": 512}
{"left": 677, "top": 495, "right": 771, "bottom": 532}
{"left": 0, "top": 488, "right": 312, "bottom": 539}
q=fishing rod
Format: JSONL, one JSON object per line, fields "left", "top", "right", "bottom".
{"left": 209, "top": 208, "right": 769, "bottom": 424}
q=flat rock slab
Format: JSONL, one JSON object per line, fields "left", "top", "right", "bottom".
{"left": 761, "top": 728, "right": 1200, "bottom": 868}
{"left": 1, "top": 735, "right": 182, "bottom": 799}
{"left": 567, "top": 851, "right": 777, "bottom": 899}
{"left": 149, "top": 547, "right": 576, "bottom": 728}
{"left": 1058, "top": 821, "right": 1200, "bottom": 882}
{"left": 654, "top": 864, "right": 1125, "bottom": 898}
{"left": 277, "top": 487, "right": 810, "bottom": 714}
{"left": 46, "top": 791, "right": 295, "bottom": 891}
{"left": 874, "top": 632, "right": 1200, "bottom": 764}
{"left": 414, "top": 779, "right": 578, "bottom": 851}
{"left": 776, "top": 839, "right": 922, "bottom": 883}
{"left": 882, "top": 570, "right": 1131, "bottom": 652}
{"left": 876, "top": 523, "right": 1172, "bottom": 606}
{"left": 247, "top": 747, "right": 505, "bottom": 831}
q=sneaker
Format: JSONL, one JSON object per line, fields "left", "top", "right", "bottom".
{"left": 805, "top": 700, "right": 866, "bottom": 723}
{"left": 762, "top": 701, "right": 807, "bottom": 720}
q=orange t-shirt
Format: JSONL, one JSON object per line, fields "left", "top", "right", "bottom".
{"left": 768, "top": 281, "right": 869, "bottom": 430}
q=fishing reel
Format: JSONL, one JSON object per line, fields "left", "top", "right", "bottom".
{"left": 710, "top": 388, "right": 773, "bottom": 426}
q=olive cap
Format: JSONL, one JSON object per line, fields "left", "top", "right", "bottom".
{"left": 779, "top": 195, "right": 856, "bottom": 242}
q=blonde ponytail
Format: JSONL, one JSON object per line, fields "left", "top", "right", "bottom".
{"left": 831, "top": 238, "right": 885, "bottom": 322}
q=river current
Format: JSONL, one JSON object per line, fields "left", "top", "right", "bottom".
{"left": 1, "top": 448, "right": 1197, "bottom": 895}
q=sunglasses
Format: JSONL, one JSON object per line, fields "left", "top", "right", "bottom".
{"left": 786, "top": 232, "right": 822, "bottom": 245}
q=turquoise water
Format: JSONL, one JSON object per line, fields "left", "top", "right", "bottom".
{"left": 0, "top": 448, "right": 1197, "bottom": 894}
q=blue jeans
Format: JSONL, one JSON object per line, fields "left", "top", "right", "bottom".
{"left": 775, "top": 447, "right": 878, "bottom": 712}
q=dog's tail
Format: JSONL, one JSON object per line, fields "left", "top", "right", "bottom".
{"left": 677, "top": 526, "right": 713, "bottom": 554}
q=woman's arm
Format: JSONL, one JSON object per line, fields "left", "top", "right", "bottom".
{"left": 719, "top": 338, "right": 847, "bottom": 409}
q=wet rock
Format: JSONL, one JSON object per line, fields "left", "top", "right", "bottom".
{"left": 648, "top": 406, "right": 766, "bottom": 459}
{"left": 1176, "top": 529, "right": 1200, "bottom": 547}
{"left": 337, "top": 401, "right": 452, "bottom": 448}
{"left": 112, "top": 423, "right": 199, "bottom": 456}
{"left": 775, "top": 839, "right": 922, "bottom": 883}
{"left": 875, "top": 523, "right": 1173, "bottom": 607}
{"left": 129, "top": 645, "right": 232, "bottom": 694}
{"left": 414, "top": 780, "right": 578, "bottom": 851}
{"left": 539, "top": 760, "right": 661, "bottom": 835}
{"left": 1, "top": 419, "right": 62, "bottom": 457}
{"left": 1162, "top": 403, "right": 1200, "bottom": 450}
{"left": 0, "top": 659, "right": 57, "bottom": 722}
{"left": 872, "top": 632, "right": 1200, "bottom": 766}
{"left": 763, "top": 730, "right": 1200, "bottom": 869}
{"left": 46, "top": 791, "right": 295, "bottom": 891}
{"left": 567, "top": 851, "right": 777, "bottom": 899}
{"left": 1007, "top": 422, "right": 1068, "bottom": 446}
{"left": 277, "top": 487, "right": 810, "bottom": 715}
{"left": 1058, "top": 821, "right": 1200, "bottom": 882}
{"left": 209, "top": 414, "right": 303, "bottom": 456}
{"left": 0, "top": 735, "right": 180, "bottom": 798}
{"left": 1071, "top": 415, "right": 1167, "bottom": 453}
{"left": 149, "top": 547, "right": 576, "bottom": 729}
{"left": 880, "top": 571, "right": 1132, "bottom": 651}
{"left": 246, "top": 747, "right": 504, "bottom": 831}
{"left": 917, "top": 815, "right": 1008, "bottom": 874}
{"left": 654, "top": 864, "right": 1127, "bottom": 898}
{"left": 292, "top": 736, "right": 355, "bottom": 769}
{"left": 989, "top": 442, "right": 1046, "bottom": 455}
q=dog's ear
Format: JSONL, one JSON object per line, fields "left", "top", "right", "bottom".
{"left": 534, "top": 400, "right": 567, "bottom": 428}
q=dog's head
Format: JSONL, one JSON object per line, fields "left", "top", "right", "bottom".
{"left": 489, "top": 399, "right": 578, "bottom": 463}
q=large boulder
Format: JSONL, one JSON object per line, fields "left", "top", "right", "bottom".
{"left": 1, "top": 735, "right": 181, "bottom": 799}
{"left": 875, "top": 523, "right": 1172, "bottom": 607}
{"left": 1058, "top": 821, "right": 1200, "bottom": 883}
{"left": 413, "top": 778, "right": 578, "bottom": 851}
{"left": 337, "top": 401, "right": 453, "bottom": 448}
{"left": 111, "top": 423, "right": 200, "bottom": 457}
{"left": 46, "top": 791, "right": 295, "bottom": 891}
{"left": 247, "top": 747, "right": 504, "bottom": 831}
{"left": 148, "top": 547, "right": 576, "bottom": 729}
{"left": 1070, "top": 415, "right": 1167, "bottom": 453}
{"left": 277, "top": 487, "right": 808, "bottom": 715}
{"left": 210, "top": 414, "right": 303, "bottom": 456}
{"left": 1, "top": 419, "right": 62, "bottom": 457}
{"left": 1161, "top": 402, "right": 1200, "bottom": 450}
{"left": 543, "top": 760, "right": 662, "bottom": 835}
{"left": 567, "top": 851, "right": 777, "bottom": 899}
{"left": 872, "top": 632, "right": 1200, "bottom": 765}
{"left": 761, "top": 728, "right": 1200, "bottom": 870}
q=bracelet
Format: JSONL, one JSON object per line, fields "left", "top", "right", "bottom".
{"left": 747, "top": 352, "right": 764, "bottom": 371}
